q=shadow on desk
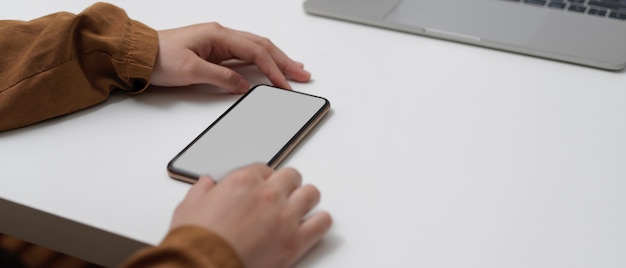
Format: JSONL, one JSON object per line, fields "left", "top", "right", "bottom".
{"left": 0, "top": 233, "right": 102, "bottom": 268}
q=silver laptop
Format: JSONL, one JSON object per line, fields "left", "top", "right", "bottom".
{"left": 303, "top": 0, "right": 626, "bottom": 71}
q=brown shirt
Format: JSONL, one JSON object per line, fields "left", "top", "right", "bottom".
{"left": 0, "top": 2, "right": 154, "bottom": 131}
{"left": 0, "top": 2, "right": 243, "bottom": 267}
{"left": 121, "top": 226, "right": 244, "bottom": 268}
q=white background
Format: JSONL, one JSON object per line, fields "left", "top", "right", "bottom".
{"left": 2, "top": 1, "right": 626, "bottom": 267}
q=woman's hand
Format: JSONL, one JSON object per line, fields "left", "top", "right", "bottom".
{"left": 171, "top": 164, "right": 332, "bottom": 268}
{"left": 150, "top": 23, "right": 311, "bottom": 93}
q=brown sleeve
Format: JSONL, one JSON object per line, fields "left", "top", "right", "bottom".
{"left": 0, "top": 2, "right": 158, "bottom": 131}
{"left": 120, "top": 225, "right": 245, "bottom": 268}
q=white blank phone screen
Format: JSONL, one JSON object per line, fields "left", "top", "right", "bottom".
{"left": 171, "top": 85, "right": 328, "bottom": 181}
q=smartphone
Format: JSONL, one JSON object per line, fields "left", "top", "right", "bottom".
{"left": 167, "top": 84, "right": 330, "bottom": 183}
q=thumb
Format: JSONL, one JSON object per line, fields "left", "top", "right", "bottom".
{"left": 189, "top": 59, "right": 250, "bottom": 93}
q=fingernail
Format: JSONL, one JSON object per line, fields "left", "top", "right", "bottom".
{"left": 238, "top": 79, "right": 250, "bottom": 93}
{"left": 283, "top": 81, "right": 293, "bottom": 90}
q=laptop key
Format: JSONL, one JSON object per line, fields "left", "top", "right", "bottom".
{"left": 609, "top": 11, "right": 626, "bottom": 19}
{"left": 503, "top": 0, "right": 626, "bottom": 21}
{"left": 568, "top": 5, "right": 588, "bottom": 12}
{"left": 524, "top": 0, "right": 547, "bottom": 5}
{"left": 589, "top": 8, "right": 609, "bottom": 15}
{"left": 589, "top": 1, "right": 626, "bottom": 12}
{"left": 548, "top": 2, "right": 567, "bottom": 8}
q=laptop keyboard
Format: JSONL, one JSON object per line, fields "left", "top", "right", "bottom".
{"left": 502, "top": 0, "right": 626, "bottom": 20}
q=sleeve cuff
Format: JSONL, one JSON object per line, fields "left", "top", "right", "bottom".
{"left": 120, "top": 225, "right": 244, "bottom": 268}
{"left": 121, "top": 18, "right": 158, "bottom": 94}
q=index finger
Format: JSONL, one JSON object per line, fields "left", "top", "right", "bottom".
{"left": 223, "top": 34, "right": 291, "bottom": 89}
{"left": 236, "top": 31, "right": 311, "bottom": 83}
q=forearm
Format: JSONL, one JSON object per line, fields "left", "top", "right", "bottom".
{"left": 0, "top": 2, "right": 158, "bottom": 131}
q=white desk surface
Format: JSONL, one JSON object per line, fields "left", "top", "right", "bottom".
{"left": 2, "top": 1, "right": 626, "bottom": 267}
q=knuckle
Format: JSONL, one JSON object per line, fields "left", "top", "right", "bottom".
{"left": 303, "top": 184, "right": 321, "bottom": 201}
{"left": 257, "top": 36, "right": 274, "bottom": 48}
{"left": 285, "top": 167, "right": 302, "bottom": 179}
{"left": 205, "top": 21, "right": 223, "bottom": 31}
{"left": 250, "top": 46, "right": 269, "bottom": 61}
{"left": 306, "top": 184, "right": 321, "bottom": 196}
{"left": 260, "top": 186, "right": 282, "bottom": 203}
{"left": 218, "top": 68, "right": 240, "bottom": 85}
{"left": 230, "top": 169, "right": 259, "bottom": 184}
{"left": 225, "top": 163, "right": 270, "bottom": 184}
{"left": 279, "top": 167, "right": 302, "bottom": 185}
{"left": 294, "top": 186, "right": 320, "bottom": 210}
